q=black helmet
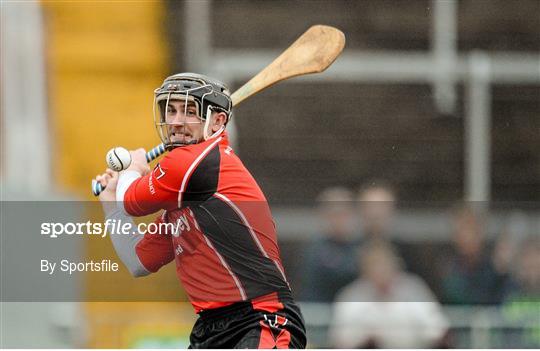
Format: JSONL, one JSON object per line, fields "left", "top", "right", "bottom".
{"left": 153, "top": 73, "right": 233, "bottom": 148}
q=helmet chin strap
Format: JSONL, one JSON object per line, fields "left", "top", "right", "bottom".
{"left": 203, "top": 105, "right": 225, "bottom": 140}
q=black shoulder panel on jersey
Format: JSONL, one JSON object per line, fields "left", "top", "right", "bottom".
{"left": 183, "top": 144, "right": 220, "bottom": 203}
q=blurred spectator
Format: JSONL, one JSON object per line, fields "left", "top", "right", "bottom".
{"left": 492, "top": 231, "right": 518, "bottom": 279}
{"left": 440, "top": 204, "right": 509, "bottom": 305}
{"left": 357, "top": 180, "right": 397, "bottom": 243}
{"left": 300, "top": 187, "right": 359, "bottom": 302}
{"left": 493, "top": 211, "right": 530, "bottom": 276}
{"left": 356, "top": 180, "right": 416, "bottom": 271}
{"left": 329, "top": 242, "right": 449, "bottom": 348}
{"left": 501, "top": 237, "right": 540, "bottom": 348}
{"left": 504, "top": 236, "right": 540, "bottom": 300}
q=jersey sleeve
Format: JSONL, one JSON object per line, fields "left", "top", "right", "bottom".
{"left": 122, "top": 147, "right": 195, "bottom": 216}
{"left": 134, "top": 214, "right": 175, "bottom": 273}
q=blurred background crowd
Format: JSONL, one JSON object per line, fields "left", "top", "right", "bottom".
{"left": 294, "top": 183, "right": 539, "bottom": 348}
{"left": 2, "top": 0, "right": 539, "bottom": 348}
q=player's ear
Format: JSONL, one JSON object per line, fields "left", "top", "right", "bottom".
{"left": 211, "top": 112, "right": 227, "bottom": 132}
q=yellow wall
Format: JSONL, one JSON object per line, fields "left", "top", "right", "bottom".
{"left": 42, "top": 1, "right": 189, "bottom": 347}
{"left": 43, "top": 0, "right": 168, "bottom": 196}
{"left": 85, "top": 302, "right": 196, "bottom": 348}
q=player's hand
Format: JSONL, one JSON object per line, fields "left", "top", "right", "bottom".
{"left": 96, "top": 169, "right": 118, "bottom": 202}
{"left": 125, "top": 148, "right": 151, "bottom": 176}
{"left": 96, "top": 169, "right": 119, "bottom": 215}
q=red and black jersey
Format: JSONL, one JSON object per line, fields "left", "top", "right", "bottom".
{"left": 122, "top": 132, "right": 291, "bottom": 312}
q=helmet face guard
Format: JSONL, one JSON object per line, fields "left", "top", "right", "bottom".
{"left": 153, "top": 73, "right": 232, "bottom": 149}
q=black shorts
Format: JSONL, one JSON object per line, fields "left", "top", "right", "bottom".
{"left": 189, "top": 299, "right": 307, "bottom": 349}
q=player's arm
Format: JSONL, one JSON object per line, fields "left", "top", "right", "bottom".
{"left": 96, "top": 170, "right": 174, "bottom": 277}
{"left": 105, "top": 207, "right": 151, "bottom": 277}
{"left": 107, "top": 210, "right": 175, "bottom": 276}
